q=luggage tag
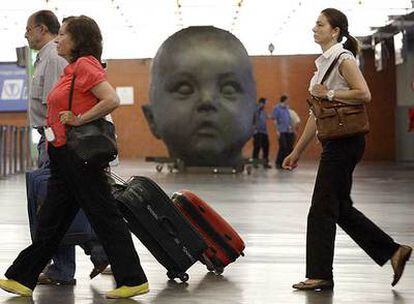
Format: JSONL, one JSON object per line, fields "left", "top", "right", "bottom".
{"left": 45, "top": 127, "right": 55, "bottom": 142}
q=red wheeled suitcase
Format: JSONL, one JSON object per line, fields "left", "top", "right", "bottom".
{"left": 171, "top": 190, "right": 245, "bottom": 274}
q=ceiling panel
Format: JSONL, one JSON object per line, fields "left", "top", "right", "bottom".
{"left": 0, "top": 0, "right": 412, "bottom": 61}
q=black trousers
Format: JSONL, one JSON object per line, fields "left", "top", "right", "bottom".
{"left": 276, "top": 132, "right": 295, "bottom": 167}
{"left": 306, "top": 135, "right": 400, "bottom": 279}
{"left": 6, "top": 145, "right": 147, "bottom": 290}
{"left": 252, "top": 133, "right": 269, "bottom": 162}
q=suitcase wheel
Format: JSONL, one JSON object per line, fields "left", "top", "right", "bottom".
{"left": 213, "top": 266, "right": 224, "bottom": 275}
{"left": 167, "top": 271, "right": 189, "bottom": 283}
{"left": 200, "top": 253, "right": 215, "bottom": 272}
{"left": 178, "top": 272, "right": 189, "bottom": 282}
{"left": 207, "top": 265, "right": 215, "bottom": 272}
{"left": 201, "top": 254, "right": 224, "bottom": 275}
{"left": 210, "top": 257, "right": 225, "bottom": 275}
{"left": 166, "top": 271, "right": 176, "bottom": 281}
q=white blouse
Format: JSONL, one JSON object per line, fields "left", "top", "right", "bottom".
{"left": 309, "top": 43, "right": 355, "bottom": 93}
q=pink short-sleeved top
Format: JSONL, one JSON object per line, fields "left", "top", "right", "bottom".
{"left": 46, "top": 55, "right": 105, "bottom": 147}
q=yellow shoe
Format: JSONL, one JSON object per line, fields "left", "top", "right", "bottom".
{"left": 0, "top": 279, "right": 33, "bottom": 297}
{"left": 105, "top": 282, "right": 149, "bottom": 299}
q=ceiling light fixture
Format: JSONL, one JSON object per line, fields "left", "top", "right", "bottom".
{"left": 176, "top": 0, "right": 184, "bottom": 29}
{"left": 231, "top": 0, "right": 244, "bottom": 33}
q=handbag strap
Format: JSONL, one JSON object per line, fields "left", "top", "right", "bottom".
{"left": 320, "top": 51, "right": 348, "bottom": 85}
{"left": 68, "top": 75, "right": 77, "bottom": 111}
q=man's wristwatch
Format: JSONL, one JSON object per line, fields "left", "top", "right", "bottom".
{"left": 327, "top": 89, "right": 335, "bottom": 101}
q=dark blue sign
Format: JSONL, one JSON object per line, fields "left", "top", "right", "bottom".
{"left": 0, "top": 63, "right": 28, "bottom": 112}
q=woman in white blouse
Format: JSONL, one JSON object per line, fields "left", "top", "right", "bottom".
{"left": 283, "top": 8, "right": 412, "bottom": 291}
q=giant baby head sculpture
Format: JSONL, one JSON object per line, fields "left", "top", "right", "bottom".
{"left": 143, "top": 26, "right": 256, "bottom": 167}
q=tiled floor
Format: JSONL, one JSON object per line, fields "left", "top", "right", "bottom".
{"left": 0, "top": 160, "right": 413, "bottom": 304}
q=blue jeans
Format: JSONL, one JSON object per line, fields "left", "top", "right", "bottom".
{"left": 43, "top": 246, "right": 76, "bottom": 281}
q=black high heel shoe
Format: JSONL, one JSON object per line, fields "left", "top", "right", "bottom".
{"left": 292, "top": 279, "right": 334, "bottom": 291}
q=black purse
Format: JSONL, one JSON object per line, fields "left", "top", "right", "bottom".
{"left": 66, "top": 75, "right": 118, "bottom": 168}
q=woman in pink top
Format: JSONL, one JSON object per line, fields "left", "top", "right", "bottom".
{"left": 0, "top": 16, "right": 148, "bottom": 299}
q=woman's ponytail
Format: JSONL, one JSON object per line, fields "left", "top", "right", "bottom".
{"left": 343, "top": 33, "right": 359, "bottom": 57}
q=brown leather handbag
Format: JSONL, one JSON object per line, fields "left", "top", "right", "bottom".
{"left": 307, "top": 52, "right": 369, "bottom": 141}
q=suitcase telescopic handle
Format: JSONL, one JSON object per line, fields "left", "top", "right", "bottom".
{"left": 159, "top": 216, "right": 178, "bottom": 238}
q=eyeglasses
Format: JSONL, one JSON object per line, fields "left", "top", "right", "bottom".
{"left": 25, "top": 24, "right": 41, "bottom": 34}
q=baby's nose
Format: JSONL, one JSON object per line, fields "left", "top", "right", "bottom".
{"left": 197, "top": 90, "right": 219, "bottom": 112}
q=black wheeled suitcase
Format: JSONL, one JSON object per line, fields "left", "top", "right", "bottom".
{"left": 112, "top": 175, "right": 207, "bottom": 282}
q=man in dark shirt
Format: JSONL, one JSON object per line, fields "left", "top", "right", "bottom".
{"left": 252, "top": 97, "right": 271, "bottom": 168}
{"left": 272, "top": 95, "right": 295, "bottom": 169}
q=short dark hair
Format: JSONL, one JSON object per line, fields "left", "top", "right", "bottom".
{"left": 280, "top": 95, "right": 288, "bottom": 102}
{"left": 62, "top": 15, "right": 102, "bottom": 63}
{"left": 33, "top": 10, "right": 60, "bottom": 35}
{"left": 258, "top": 97, "right": 266, "bottom": 104}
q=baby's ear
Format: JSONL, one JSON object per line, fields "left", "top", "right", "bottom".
{"left": 142, "top": 104, "right": 161, "bottom": 139}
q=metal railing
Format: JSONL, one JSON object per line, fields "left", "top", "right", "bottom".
{"left": 0, "top": 125, "right": 35, "bottom": 178}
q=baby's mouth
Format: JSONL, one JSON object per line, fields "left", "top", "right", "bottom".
{"left": 194, "top": 121, "right": 219, "bottom": 136}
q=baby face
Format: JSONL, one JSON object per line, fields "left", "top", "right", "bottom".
{"left": 149, "top": 40, "right": 256, "bottom": 166}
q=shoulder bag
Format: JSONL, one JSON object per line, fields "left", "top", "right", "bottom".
{"left": 66, "top": 75, "right": 118, "bottom": 168}
{"left": 307, "top": 52, "right": 370, "bottom": 141}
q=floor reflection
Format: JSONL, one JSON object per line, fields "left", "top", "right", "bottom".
{"left": 392, "top": 290, "right": 407, "bottom": 304}
{"left": 90, "top": 285, "right": 144, "bottom": 304}
{"left": 36, "top": 285, "right": 74, "bottom": 304}
{"left": 152, "top": 272, "right": 242, "bottom": 303}
{"left": 3, "top": 296, "right": 34, "bottom": 304}
{"left": 303, "top": 290, "right": 333, "bottom": 304}
{"left": 0, "top": 161, "right": 412, "bottom": 303}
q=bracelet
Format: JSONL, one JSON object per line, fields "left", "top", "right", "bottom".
{"left": 77, "top": 114, "right": 83, "bottom": 124}
{"left": 327, "top": 89, "right": 335, "bottom": 101}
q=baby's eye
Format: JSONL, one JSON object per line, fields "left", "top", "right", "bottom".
{"left": 221, "top": 81, "right": 242, "bottom": 96}
{"left": 171, "top": 82, "right": 194, "bottom": 96}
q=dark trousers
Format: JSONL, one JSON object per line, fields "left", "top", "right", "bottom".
{"left": 35, "top": 129, "right": 108, "bottom": 281}
{"left": 36, "top": 128, "right": 76, "bottom": 281}
{"left": 252, "top": 133, "right": 269, "bottom": 162}
{"left": 306, "top": 135, "right": 399, "bottom": 279}
{"left": 276, "top": 132, "right": 295, "bottom": 167}
{"left": 6, "top": 145, "right": 147, "bottom": 290}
